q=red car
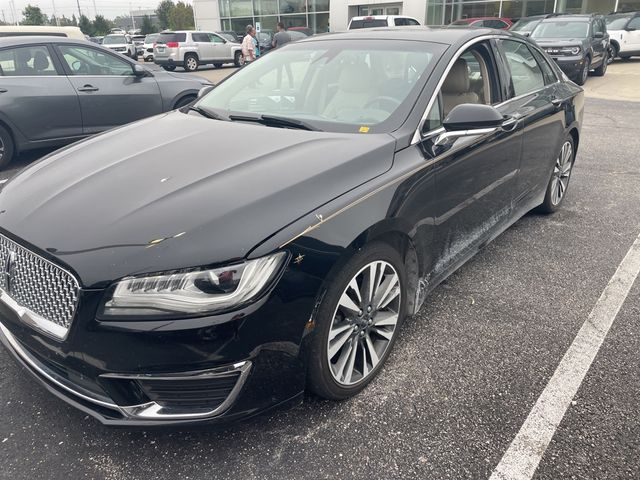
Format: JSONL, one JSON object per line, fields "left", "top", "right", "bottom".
{"left": 451, "top": 17, "right": 513, "bottom": 29}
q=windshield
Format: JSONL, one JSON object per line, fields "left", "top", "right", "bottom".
{"left": 605, "top": 15, "right": 631, "bottom": 29}
{"left": 349, "top": 19, "right": 388, "bottom": 29}
{"left": 197, "top": 40, "right": 444, "bottom": 133}
{"left": 218, "top": 32, "right": 237, "bottom": 42}
{"left": 156, "top": 32, "right": 186, "bottom": 43}
{"left": 511, "top": 18, "right": 541, "bottom": 32}
{"left": 532, "top": 21, "right": 589, "bottom": 39}
{"left": 103, "top": 35, "right": 126, "bottom": 44}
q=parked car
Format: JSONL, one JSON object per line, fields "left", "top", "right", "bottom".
{"left": 154, "top": 30, "right": 244, "bottom": 71}
{"left": 218, "top": 30, "right": 241, "bottom": 43}
{"left": 531, "top": 14, "right": 609, "bottom": 85}
{"left": 0, "top": 37, "right": 210, "bottom": 167}
{"left": 0, "top": 25, "right": 85, "bottom": 40}
{"left": 142, "top": 33, "right": 158, "bottom": 62}
{"left": 288, "top": 26, "right": 313, "bottom": 36}
{"left": 348, "top": 15, "right": 421, "bottom": 29}
{"left": 102, "top": 33, "right": 137, "bottom": 58}
{"left": 605, "top": 11, "right": 640, "bottom": 61}
{"left": 0, "top": 27, "right": 583, "bottom": 426}
{"left": 451, "top": 17, "right": 513, "bottom": 29}
{"left": 510, "top": 14, "right": 555, "bottom": 36}
{"left": 131, "top": 34, "right": 146, "bottom": 57}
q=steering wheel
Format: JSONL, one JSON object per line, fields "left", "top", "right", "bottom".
{"left": 72, "top": 60, "right": 90, "bottom": 75}
{"left": 364, "top": 96, "right": 402, "bottom": 112}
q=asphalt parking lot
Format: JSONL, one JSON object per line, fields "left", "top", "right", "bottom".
{"left": 0, "top": 60, "right": 639, "bottom": 480}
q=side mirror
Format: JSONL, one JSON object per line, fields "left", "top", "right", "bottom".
{"left": 594, "top": 31, "right": 604, "bottom": 39}
{"left": 197, "top": 85, "right": 215, "bottom": 98}
{"left": 133, "top": 64, "right": 146, "bottom": 77}
{"left": 443, "top": 104, "right": 504, "bottom": 131}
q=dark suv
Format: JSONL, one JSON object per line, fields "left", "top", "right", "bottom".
{"left": 531, "top": 14, "right": 610, "bottom": 85}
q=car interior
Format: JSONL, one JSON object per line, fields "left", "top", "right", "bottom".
{"left": 0, "top": 46, "right": 56, "bottom": 76}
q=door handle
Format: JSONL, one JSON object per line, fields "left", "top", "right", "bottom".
{"left": 501, "top": 114, "right": 521, "bottom": 132}
{"left": 0, "top": 88, "right": 7, "bottom": 93}
{"left": 551, "top": 97, "right": 563, "bottom": 109}
{"left": 78, "top": 85, "right": 99, "bottom": 92}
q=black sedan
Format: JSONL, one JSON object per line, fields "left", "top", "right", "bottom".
{"left": 0, "top": 36, "right": 210, "bottom": 167}
{"left": 0, "top": 28, "right": 583, "bottom": 426}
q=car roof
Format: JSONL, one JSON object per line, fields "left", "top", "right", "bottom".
{"left": 350, "top": 15, "right": 416, "bottom": 20}
{"left": 539, "top": 15, "right": 593, "bottom": 23}
{"left": 300, "top": 26, "right": 525, "bottom": 46}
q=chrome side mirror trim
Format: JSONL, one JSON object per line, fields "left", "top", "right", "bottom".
{"left": 433, "top": 127, "right": 498, "bottom": 147}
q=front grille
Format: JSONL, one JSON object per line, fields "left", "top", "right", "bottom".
{"left": 0, "top": 234, "right": 79, "bottom": 336}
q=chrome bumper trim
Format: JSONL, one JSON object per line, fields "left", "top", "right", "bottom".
{"left": 0, "top": 321, "right": 251, "bottom": 421}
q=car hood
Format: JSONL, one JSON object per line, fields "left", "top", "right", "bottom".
{"left": 534, "top": 38, "right": 587, "bottom": 46}
{"left": 0, "top": 111, "right": 396, "bottom": 288}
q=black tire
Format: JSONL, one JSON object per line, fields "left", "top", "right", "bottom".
{"left": 574, "top": 59, "right": 589, "bottom": 85}
{"left": 536, "top": 135, "right": 576, "bottom": 214}
{"left": 183, "top": 53, "right": 199, "bottom": 72}
{"left": 213, "top": 63, "right": 223, "bottom": 68}
{"left": 593, "top": 55, "right": 607, "bottom": 76}
{"left": 0, "top": 124, "right": 15, "bottom": 169}
{"left": 162, "top": 65, "right": 176, "bottom": 71}
{"left": 620, "top": 55, "right": 632, "bottom": 61}
{"left": 608, "top": 44, "right": 618, "bottom": 64}
{"left": 234, "top": 51, "right": 244, "bottom": 67}
{"left": 307, "top": 241, "right": 408, "bottom": 400}
{"left": 173, "top": 95, "right": 196, "bottom": 109}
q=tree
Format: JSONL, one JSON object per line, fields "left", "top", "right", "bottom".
{"left": 156, "top": 0, "right": 175, "bottom": 30}
{"left": 22, "top": 5, "right": 48, "bottom": 25}
{"left": 78, "top": 15, "right": 93, "bottom": 36}
{"left": 92, "top": 15, "right": 112, "bottom": 36}
{"left": 169, "top": 2, "right": 194, "bottom": 30}
{"left": 71, "top": 14, "right": 78, "bottom": 27}
{"left": 140, "top": 16, "right": 157, "bottom": 35}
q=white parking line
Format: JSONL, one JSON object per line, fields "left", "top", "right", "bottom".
{"left": 490, "top": 232, "right": 640, "bottom": 480}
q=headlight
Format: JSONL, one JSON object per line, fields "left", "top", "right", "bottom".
{"left": 561, "top": 46, "right": 581, "bottom": 56}
{"left": 99, "top": 252, "right": 288, "bottom": 319}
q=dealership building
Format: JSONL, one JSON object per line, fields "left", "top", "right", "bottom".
{"left": 193, "top": 0, "right": 640, "bottom": 33}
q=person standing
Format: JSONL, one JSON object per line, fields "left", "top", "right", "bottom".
{"left": 241, "top": 25, "right": 256, "bottom": 63}
{"left": 273, "top": 22, "right": 294, "bottom": 89}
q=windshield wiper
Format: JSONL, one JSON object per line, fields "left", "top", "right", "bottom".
{"left": 228, "top": 114, "right": 319, "bottom": 131}
{"left": 188, "top": 105, "right": 227, "bottom": 121}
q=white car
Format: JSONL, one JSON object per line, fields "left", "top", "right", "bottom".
{"left": 348, "top": 15, "right": 420, "bottom": 29}
{"left": 102, "top": 33, "right": 136, "bottom": 58}
{"left": 605, "top": 11, "right": 640, "bottom": 61}
{"left": 143, "top": 33, "right": 159, "bottom": 62}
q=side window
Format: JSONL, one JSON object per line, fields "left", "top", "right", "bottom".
{"left": 210, "top": 34, "right": 225, "bottom": 43}
{"left": 192, "top": 33, "right": 210, "bottom": 42}
{"left": 628, "top": 17, "right": 640, "bottom": 29}
{"left": 407, "top": 19, "right": 420, "bottom": 26}
{"left": 499, "top": 39, "right": 545, "bottom": 98}
{"left": 0, "top": 46, "right": 57, "bottom": 76}
{"left": 394, "top": 18, "right": 407, "bottom": 26}
{"left": 58, "top": 45, "right": 134, "bottom": 76}
{"left": 531, "top": 48, "right": 558, "bottom": 84}
{"left": 422, "top": 43, "right": 497, "bottom": 133}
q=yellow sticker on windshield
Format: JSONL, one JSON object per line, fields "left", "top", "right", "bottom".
{"left": 359, "top": 126, "right": 370, "bottom": 133}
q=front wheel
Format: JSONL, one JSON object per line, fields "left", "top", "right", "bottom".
{"left": 608, "top": 44, "right": 618, "bottom": 64}
{"left": 536, "top": 136, "right": 575, "bottom": 214}
{"left": 574, "top": 59, "right": 589, "bottom": 85}
{"left": 213, "top": 63, "right": 223, "bottom": 68}
{"left": 234, "top": 51, "right": 244, "bottom": 67}
{"left": 162, "top": 65, "right": 176, "bottom": 71}
{"left": 307, "top": 242, "right": 407, "bottom": 400}
{"left": 593, "top": 55, "right": 607, "bottom": 76}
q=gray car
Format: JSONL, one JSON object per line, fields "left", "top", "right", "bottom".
{"left": 0, "top": 36, "right": 210, "bottom": 168}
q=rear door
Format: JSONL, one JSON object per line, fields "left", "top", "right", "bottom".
{"left": 495, "top": 38, "right": 566, "bottom": 208}
{"left": 54, "top": 43, "right": 162, "bottom": 134}
{"left": 0, "top": 44, "right": 82, "bottom": 142}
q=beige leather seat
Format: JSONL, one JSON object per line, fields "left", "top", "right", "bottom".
{"left": 442, "top": 58, "right": 479, "bottom": 117}
{"left": 323, "top": 64, "right": 374, "bottom": 119}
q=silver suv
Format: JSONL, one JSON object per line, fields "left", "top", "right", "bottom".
{"left": 154, "top": 31, "right": 244, "bottom": 72}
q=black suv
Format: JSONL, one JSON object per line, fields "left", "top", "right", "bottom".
{"left": 531, "top": 14, "right": 610, "bottom": 85}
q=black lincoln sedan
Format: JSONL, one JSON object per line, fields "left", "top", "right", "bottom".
{"left": 0, "top": 27, "right": 583, "bottom": 426}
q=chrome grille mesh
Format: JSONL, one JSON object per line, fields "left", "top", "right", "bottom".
{"left": 0, "top": 234, "right": 79, "bottom": 334}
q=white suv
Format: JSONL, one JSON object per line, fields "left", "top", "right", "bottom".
{"left": 605, "top": 11, "right": 640, "bottom": 61}
{"left": 102, "top": 34, "right": 136, "bottom": 58}
{"left": 154, "top": 30, "right": 244, "bottom": 72}
{"left": 348, "top": 15, "right": 421, "bottom": 29}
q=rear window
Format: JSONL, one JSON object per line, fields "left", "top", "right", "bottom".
{"left": 349, "top": 19, "right": 387, "bottom": 29}
{"left": 156, "top": 32, "right": 187, "bottom": 43}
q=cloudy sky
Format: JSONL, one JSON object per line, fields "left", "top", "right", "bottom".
{"left": 2, "top": 0, "right": 193, "bottom": 23}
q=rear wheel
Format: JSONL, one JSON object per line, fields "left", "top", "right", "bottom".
{"left": 593, "top": 55, "right": 607, "bottom": 76}
{"left": 162, "top": 65, "right": 176, "bottom": 71}
{"left": 307, "top": 242, "right": 407, "bottom": 400}
{"left": 234, "top": 51, "right": 244, "bottom": 67}
{"left": 0, "top": 124, "right": 15, "bottom": 169}
{"left": 574, "top": 59, "right": 589, "bottom": 85}
{"left": 536, "top": 136, "right": 575, "bottom": 214}
{"left": 213, "top": 63, "right": 223, "bottom": 68}
{"left": 184, "top": 54, "right": 199, "bottom": 72}
{"left": 608, "top": 44, "right": 618, "bottom": 64}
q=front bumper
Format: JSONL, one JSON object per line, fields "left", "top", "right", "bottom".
{"left": 0, "top": 265, "right": 321, "bottom": 426}
{"left": 549, "top": 55, "right": 587, "bottom": 79}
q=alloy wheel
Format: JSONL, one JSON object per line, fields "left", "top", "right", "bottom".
{"left": 186, "top": 57, "right": 198, "bottom": 71}
{"left": 0, "top": 137, "right": 4, "bottom": 162}
{"left": 550, "top": 141, "right": 573, "bottom": 206}
{"left": 327, "top": 260, "right": 401, "bottom": 386}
